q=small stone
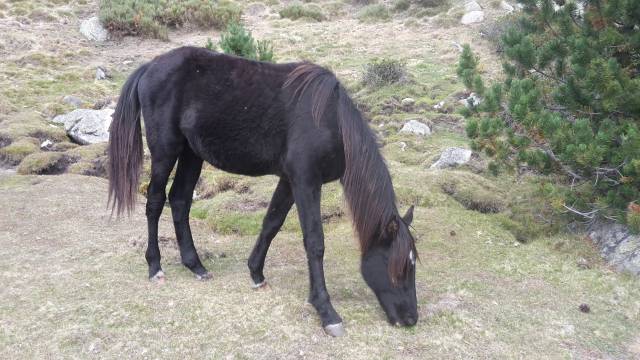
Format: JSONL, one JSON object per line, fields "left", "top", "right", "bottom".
{"left": 459, "top": 92, "right": 482, "bottom": 107}
{"left": 79, "top": 16, "right": 109, "bottom": 42}
{"left": 430, "top": 147, "right": 473, "bottom": 169}
{"left": 500, "top": 1, "right": 514, "bottom": 12}
{"left": 433, "top": 101, "right": 445, "bottom": 110}
{"left": 40, "top": 139, "right": 53, "bottom": 149}
{"left": 577, "top": 257, "right": 591, "bottom": 270}
{"left": 450, "top": 230, "right": 456, "bottom": 237}
{"left": 401, "top": 97, "right": 415, "bottom": 107}
{"left": 579, "top": 303, "right": 590, "bottom": 313}
{"left": 400, "top": 120, "right": 431, "bottom": 136}
{"left": 95, "top": 66, "right": 110, "bottom": 81}
{"left": 62, "top": 95, "right": 83, "bottom": 108}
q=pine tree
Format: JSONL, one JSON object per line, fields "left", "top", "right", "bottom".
{"left": 458, "top": 0, "right": 640, "bottom": 224}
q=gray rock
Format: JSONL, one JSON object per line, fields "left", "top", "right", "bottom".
{"left": 80, "top": 16, "right": 109, "bottom": 42}
{"left": 459, "top": 92, "right": 482, "bottom": 107}
{"left": 430, "top": 147, "right": 472, "bottom": 169}
{"left": 461, "top": 10, "right": 485, "bottom": 25}
{"left": 51, "top": 108, "right": 114, "bottom": 145}
{"left": 400, "top": 120, "right": 431, "bottom": 136}
{"left": 63, "top": 95, "right": 83, "bottom": 108}
{"left": 401, "top": 97, "right": 415, "bottom": 107}
{"left": 464, "top": 1, "right": 482, "bottom": 12}
{"left": 95, "top": 66, "right": 111, "bottom": 81}
{"left": 589, "top": 222, "right": 640, "bottom": 275}
{"left": 40, "top": 139, "right": 53, "bottom": 149}
{"left": 500, "top": 1, "right": 514, "bottom": 12}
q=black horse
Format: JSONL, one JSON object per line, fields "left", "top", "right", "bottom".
{"left": 108, "top": 46, "right": 418, "bottom": 336}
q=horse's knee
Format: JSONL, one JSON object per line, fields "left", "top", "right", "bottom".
{"left": 169, "top": 198, "right": 190, "bottom": 222}
{"left": 145, "top": 195, "right": 165, "bottom": 218}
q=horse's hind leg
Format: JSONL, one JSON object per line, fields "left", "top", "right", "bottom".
{"left": 146, "top": 153, "right": 180, "bottom": 282}
{"left": 168, "top": 147, "right": 210, "bottom": 280}
{"left": 248, "top": 178, "right": 294, "bottom": 288}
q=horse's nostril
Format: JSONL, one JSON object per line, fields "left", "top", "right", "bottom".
{"left": 405, "top": 317, "right": 417, "bottom": 326}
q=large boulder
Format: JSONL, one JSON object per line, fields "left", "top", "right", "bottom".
{"left": 51, "top": 109, "right": 114, "bottom": 145}
{"left": 80, "top": 16, "right": 109, "bottom": 42}
{"left": 400, "top": 120, "right": 431, "bottom": 136}
{"left": 430, "top": 147, "right": 472, "bottom": 169}
{"left": 589, "top": 222, "right": 640, "bottom": 275}
{"left": 461, "top": 2, "right": 484, "bottom": 24}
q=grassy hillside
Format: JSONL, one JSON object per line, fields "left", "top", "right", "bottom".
{"left": 0, "top": 0, "right": 639, "bottom": 358}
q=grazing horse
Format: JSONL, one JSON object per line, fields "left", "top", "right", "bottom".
{"left": 108, "top": 46, "right": 418, "bottom": 336}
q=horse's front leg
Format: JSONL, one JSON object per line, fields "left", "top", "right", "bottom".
{"left": 291, "top": 178, "right": 344, "bottom": 337}
{"left": 248, "top": 178, "right": 294, "bottom": 288}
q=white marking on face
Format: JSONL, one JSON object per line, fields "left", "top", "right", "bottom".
{"left": 409, "top": 250, "right": 415, "bottom": 265}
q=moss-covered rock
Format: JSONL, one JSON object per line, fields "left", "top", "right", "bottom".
{"left": 17, "top": 152, "right": 70, "bottom": 175}
{"left": 0, "top": 138, "right": 40, "bottom": 165}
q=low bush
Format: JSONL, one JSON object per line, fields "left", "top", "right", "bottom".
{"left": 357, "top": 4, "right": 390, "bottom": 22}
{"left": 362, "top": 58, "right": 408, "bottom": 87}
{"left": 279, "top": 4, "right": 326, "bottom": 21}
{"left": 99, "top": 0, "right": 242, "bottom": 39}
{"left": 217, "top": 22, "right": 275, "bottom": 62}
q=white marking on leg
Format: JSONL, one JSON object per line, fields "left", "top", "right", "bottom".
{"left": 252, "top": 280, "right": 267, "bottom": 289}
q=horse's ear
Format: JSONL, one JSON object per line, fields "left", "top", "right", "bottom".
{"left": 402, "top": 205, "right": 414, "bottom": 225}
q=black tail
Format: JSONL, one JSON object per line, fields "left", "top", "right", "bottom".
{"left": 108, "top": 63, "right": 149, "bottom": 216}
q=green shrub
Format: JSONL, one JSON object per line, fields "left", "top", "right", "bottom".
{"left": 457, "top": 1, "right": 640, "bottom": 224}
{"left": 357, "top": 4, "right": 390, "bottom": 22}
{"left": 362, "top": 58, "right": 408, "bottom": 87}
{"left": 99, "top": 0, "right": 242, "bottom": 39}
{"left": 393, "top": 0, "right": 410, "bottom": 12}
{"left": 218, "top": 22, "right": 275, "bottom": 62}
{"left": 279, "top": 4, "right": 326, "bottom": 21}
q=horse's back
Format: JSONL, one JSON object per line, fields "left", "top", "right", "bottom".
{"left": 138, "top": 47, "right": 298, "bottom": 176}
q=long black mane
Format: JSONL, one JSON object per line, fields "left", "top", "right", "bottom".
{"left": 284, "top": 64, "right": 417, "bottom": 282}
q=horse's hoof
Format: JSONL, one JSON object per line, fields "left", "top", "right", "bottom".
{"left": 323, "top": 323, "right": 345, "bottom": 337}
{"left": 195, "top": 272, "right": 213, "bottom": 281}
{"left": 251, "top": 280, "right": 269, "bottom": 290}
{"left": 150, "top": 270, "right": 166, "bottom": 284}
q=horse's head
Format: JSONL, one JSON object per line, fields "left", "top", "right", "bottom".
{"left": 361, "top": 206, "right": 418, "bottom": 327}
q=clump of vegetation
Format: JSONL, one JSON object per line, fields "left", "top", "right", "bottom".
{"left": 362, "top": 58, "right": 408, "bottom": 87}
{"left": 17, "top": 152, "right": 69, "bottom": 175}
{"left": 357, "top": 4, "right": 390, "bottom": 22}
{"left": 628, "top": 203, "right": 640, "bottom": 234}
{"left": 414, "top": 0, "right": 447, "bottom": 7}
{"left": 441, "top": 178, "right": 505, "bottom": 213}
{"left": 217, "top": 22, "right": 275, "bottom": 62}
{"left": 99, "top": 0, "right": 242, "bottom": 39}
{"left": 0, "top": 138, "right": 39, "bottom": 165}
{"left": 393, "top": 0, "right": 410, "bottom": 12}
{"left": 458, "top": 1, "right": 640, "bottom": 228}
{"left": 279, "top": 4, "right": 326, "bottom": 21}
